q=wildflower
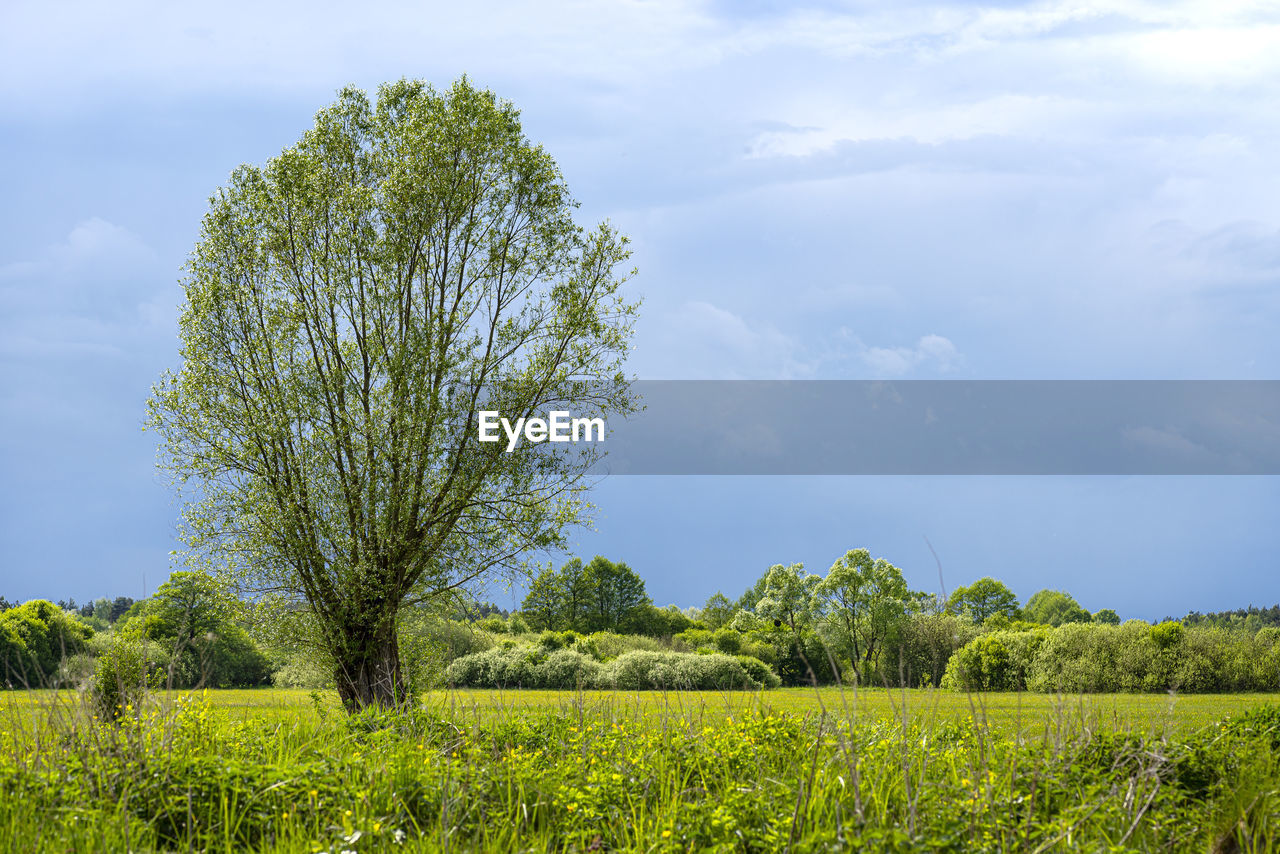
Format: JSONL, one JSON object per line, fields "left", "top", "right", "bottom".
{"left": 662, "top": 830, "right": 672, "bottom": 838}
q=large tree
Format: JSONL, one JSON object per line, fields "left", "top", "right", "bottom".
{"left": 149, "top": 78, "right": 638, "bottom": 711}
{"left": 947, "top": 577, "right": 1020, "bottom": 624}
{"left": 582, "top": 556, "right": 649, "bottom": 632}
{"left": 814, "top": 549, "right": 912, "bottom": 681}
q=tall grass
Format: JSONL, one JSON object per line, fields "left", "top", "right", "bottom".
{"left": 0, "top": 684, "right": 1277, "bottom": 852}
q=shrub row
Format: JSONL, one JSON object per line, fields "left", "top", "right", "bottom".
{"left": 943, "top": 622, "right": 1280, "bottom": 693}
{"left": 444, "top": 646, "right": 780, "bottom": 690}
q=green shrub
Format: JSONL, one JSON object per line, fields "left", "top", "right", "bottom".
{"left": 443, "top": 646, "right": 599, "bottom": 689}
{"left": 1026, "top": 623, "right": 1119, "bottom": 692}
{"left": 599, "top": 651, "right": 764, "bottom": 691}
{"left": 539, "top": 648, "right": 602, "bottom": 688}
{"left": 87, "top": 638, "right": 152, "bottom": 719}
{"left": 0, "top": 600, "right": 92, "bottom": 686}
{"left": 735, "top": 655, "right": 781, "bottom": 688}
{"left": 942, "top": 630, "right": 1044, "bottom": 691}
{"left": 713, "top": 628, "right": 742, "bottom": 655}
{"left": 586, "top": 632, "right": 666, "bottom": 660}
{"left": 477, "top": 616, "right": 509, "bottom": 634}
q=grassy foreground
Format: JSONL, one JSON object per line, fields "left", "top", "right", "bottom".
{"left": 1, "top": 687, "right": 1278, "bottom": 852}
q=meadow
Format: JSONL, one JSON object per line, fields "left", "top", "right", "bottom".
{"left": 1, "top": 686, "right": 1278, "bottom": 852}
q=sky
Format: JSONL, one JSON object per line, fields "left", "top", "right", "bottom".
{"left": 2, "top": 0, "right": 1279, "bottom": 619}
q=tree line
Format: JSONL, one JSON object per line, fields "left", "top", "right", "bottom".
{"left": 6, "top": 549, "right": 1280, "bottom": 694}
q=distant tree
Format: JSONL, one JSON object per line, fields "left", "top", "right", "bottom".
{"left": 109, "top": 597, "right": 135, "bottom": 623}
{"left": 948, "top": 577, "right": 1020, "bottom": 623}
{"left": 121, "top": 571, "right": 269, "bottom": 688}
{"left": 583, "top": 556, "right": 650, "bottom": 632}
{"left": 0, "top": 600, "right": 92, "bottom": 686}
{"left": 1023, "top": 589, "right": 1091, "bottom": 627}
{"left": 813, "top": 549, "right": 912, "bottom": 680}
{"left": 560, "top": 558, "right": 596, "bottom": 630}
{"left": 1092, "top": 608, "right": 1121, "bottom": 625}
{"left": 520, "top": 556, "right": 651, "bottom": 633}
{"left": 701, "top": 592, "right": 736, "bottom": 630}
{"left": 629, "top": 603, "right": 693, "bottom": 637}
{"left": 520, "top": 566, "right": 567, "bottom": 631}
{"left": 0, "top": 597, "right": 14, "bottom": 612}
{"left": 755, "top": 563, "right": 818, "bottom": 632}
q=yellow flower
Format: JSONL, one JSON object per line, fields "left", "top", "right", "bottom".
{"left": 662, "top": 830, "right": 672, "bottom": 838}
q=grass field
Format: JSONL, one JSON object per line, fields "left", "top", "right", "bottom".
{"left": 2, "top": 686, "right": 1278, "bottom": 852}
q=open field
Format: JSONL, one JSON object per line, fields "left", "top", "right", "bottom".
{"left": 1, "top": 687, "right": 1278, "bottom": 852}
{"left": 4, "top": 686, "right": 1267, "bottom": 739}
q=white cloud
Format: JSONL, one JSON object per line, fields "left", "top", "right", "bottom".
{"left": 861, "top": 334, "right": 960, "bottom": 376}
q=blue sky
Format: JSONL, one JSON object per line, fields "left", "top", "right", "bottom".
{"left": 2, "top": 0, "right": 1278, "bottom": 619}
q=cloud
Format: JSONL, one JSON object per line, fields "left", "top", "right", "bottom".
{"left": 0, "top": 219, "right": 175, "bottom": 368}
{"left": 860, "top": 334, "right": 960, "bottom": 376}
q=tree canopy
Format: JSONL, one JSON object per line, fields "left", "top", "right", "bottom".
{"left": 148, "top": 77, "right": 639, "bottom": 710}
{"left": 948, "top": 577, "right": 1020, "bottom": 624}
{"left": 520, "top": 556, "right": 651, "bottom": 633}
{"left": 1023, "top": 589, "right": 1092, "bottom": 627}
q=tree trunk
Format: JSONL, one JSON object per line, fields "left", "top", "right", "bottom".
{"left": 333, "top": 621, "right": 409, "bottom": 712}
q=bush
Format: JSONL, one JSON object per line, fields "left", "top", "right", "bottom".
{"left": 538, "top": 648, "right": 602, "bottom": 689}
{"left": 735, "top": 655, "right": 781, "bottom": 688}
{"left": 713, "top": 628, "right": 742, "bottom": 655}
{"left": 599, "top": 651, "right": 765, "bottom": 691}
{"left": 477, "top": 616, "right": 509, "bottom": 634}
{"left": 942, "top": 630, "right": 1045, "bottom": 691}
{"left": 586, "top": 632, "right": 666, "bottom": 660}
{"left": 443, "top": 646, "right": 599, "bottom": 689}
{"left": 877, "top": 613, "right": 981, "bottom": 688}
{"left": 87, "top": 638, "right": 153, "bottom": 719}
{"left": 0, "top": 600, "right": 92, "bottom": 686}
{"left": 945, "top": 622, "right": 1280, "bottom": 694}
{"left": 443, "top": 646, "right": 774, "bottom": 691}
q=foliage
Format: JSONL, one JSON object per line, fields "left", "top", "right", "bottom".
{"left": 813, "top": 549, "right": 913, "bottom": 681}
{"left": 3, "top": 689, "right": 1280, "bottom": 852}
{"left": 754, "top": 562, "right": 818, "bottom": 632}
{"left": 700, "top": 591, "right": 736, "bottom": 629}
{"left": 0, "top": 599, "right": 92, "bottom": 687}
{"left": 442, "top": 644, "right": 773, "bottom": 690}
{"left": 599, "top": 650, "right": 767, "bottom": 691}
{"left": 1092, "top": 608, "right": 1121, "bottom": 624}
{"left": 947, "top": 577, "right": 1020, "bottom": 623}
{"left": 944, "top": 622, "right": 1280, "bottom": 693}
{"left": 877, "top": 613, "right": 982, "bottom": 688}
{"left": 1022, "top": 589, "right": 1092, "bottom": 626}
{"left": 86, "top": 637, "right": 154, "bottom": 720}
{"left": 521, "top": 556, "right": 654, "bottom": 634}
{"left": 147, "top": 76, "right": 639, "bottom": 711}
{"left": 117, "top": 572, "right": 271, "bottom": 689}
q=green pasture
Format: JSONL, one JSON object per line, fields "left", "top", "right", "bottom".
{"left": 2, "top": 686, "right": 1271, "bottom": 740}
{"left": 2, "top": 687, "right": 1278, "bottom": 852}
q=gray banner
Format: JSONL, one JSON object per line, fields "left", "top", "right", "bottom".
{"left": 569, "top": 381, "right": 1280, "bottom": 474}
